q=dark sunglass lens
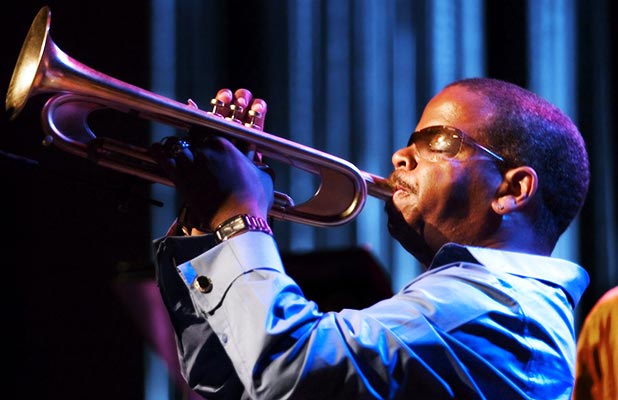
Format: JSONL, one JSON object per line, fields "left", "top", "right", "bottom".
{"left": 407, "top": 126, "right": 464, "bottom": 160}
{"left": 427, "top": 130, "right": 459, "bottom": 157}
{"left": 411, "top": 127, "right": 460, "bottom": 160}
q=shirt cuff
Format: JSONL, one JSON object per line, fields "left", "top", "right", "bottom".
{"left": 176, "top": 231, "right": 284, "bottom": 314}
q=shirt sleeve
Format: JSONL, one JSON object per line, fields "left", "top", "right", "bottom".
{"left": 153, "top": 234, "right": 245, "bottom": 399}
{"left": 169, "top": 232, "right": 460, "bottom": 399}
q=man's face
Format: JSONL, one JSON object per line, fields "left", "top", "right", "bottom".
{"left": 387, "top": 85, "right": 505, "bottom": 260}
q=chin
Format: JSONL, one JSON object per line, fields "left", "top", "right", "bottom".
{"left": 390, "top": 222, "right": 434, "bottom": 267}
{"left": 386, "top": 209, "right": 415, "bottom": 241}
{"left": 392, "top": 189, "right": 414, "bottom": 210}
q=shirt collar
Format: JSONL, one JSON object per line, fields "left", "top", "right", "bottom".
{"left": 429, "top": 243, "right": 590, "bottom": 307}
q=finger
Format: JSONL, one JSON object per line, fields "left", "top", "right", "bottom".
{"left": 246, "top": 98, "right": 267, "bottom": 160}
{"left": 150, "top": 142, "right": 179, "bottom": 180}
{"left": 247, "top": 98, "right": 267, "bottom": 131}
{"left": 150, "top": 141, "right": 177, "bottom": 169}
{"left": 231, "top": 88, "right": 253, "bottom": 121}
{"left": 195, "top": 134, "right": 227, "bottom": 153}
{"left": 161, "top": 137, "right": 193, "bottom": 163}
{"left": 151, "top": 138, "right": 196, "bottom": 185}
{"left": 172, "top": 144, "right": 194, "bottom": 170}
{"left": 216, "top": 88, "right": 233, "bottom": 103}
{"left": 211, "top": 88, "right": 233, "bottom": 117}
{"left": 194, "top": 136, "right": 248, "bottom": 168}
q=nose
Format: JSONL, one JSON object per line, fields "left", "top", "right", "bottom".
{"left": 392, "top": 145, "right": 418, "bottom": 170}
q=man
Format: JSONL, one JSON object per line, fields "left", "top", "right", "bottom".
{"left": 151, "top": 77, "right": 590, "bottom": 399}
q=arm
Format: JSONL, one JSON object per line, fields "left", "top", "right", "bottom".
{"left": 169, "top": 232, "right": 458, "bottom": 399}
{"left": 154, "top": 234, "right": 245, "bottom": 399}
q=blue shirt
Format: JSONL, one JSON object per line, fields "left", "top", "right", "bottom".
{"left": 154, "top": 232, "right": 589, "bottom": 399}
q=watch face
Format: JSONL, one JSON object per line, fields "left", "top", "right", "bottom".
{"left": 215, "top": 215, "right": 272, "bottom": 243}
{"left": 216, "top": 216, "right": 247, "bottom": 242}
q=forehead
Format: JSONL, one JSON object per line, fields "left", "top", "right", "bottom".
{"left": 416, "top": 86, "right": 496, "bottom": 141}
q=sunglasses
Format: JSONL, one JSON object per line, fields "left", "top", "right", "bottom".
{"left": 407, "top": 125, "right": 504, "bottom": 163}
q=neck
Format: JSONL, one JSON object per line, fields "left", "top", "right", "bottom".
{"left": 477, "top": 220, "right": 553, "bottom": 256}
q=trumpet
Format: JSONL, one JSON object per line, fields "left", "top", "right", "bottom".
{"left": 6, "top": 6, "right": 393, "bottom": 227}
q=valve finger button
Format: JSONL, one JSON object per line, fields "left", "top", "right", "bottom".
{"left": 208, "top": 98, "right": 226, "bottom": 117}
{"left": 244, "top": 109, "right": 262, "bottom": 129}
{"left": 225, "top": 104, "right": 244, "bottom": 124}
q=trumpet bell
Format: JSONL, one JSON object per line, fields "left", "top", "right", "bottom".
{"left": 6, "top": 6, "right": 50, "bottom": 119}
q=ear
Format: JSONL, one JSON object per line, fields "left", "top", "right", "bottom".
{"left": 492, "top": 166, "right": 538, "bottom": 215}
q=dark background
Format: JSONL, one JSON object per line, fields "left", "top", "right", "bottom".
{"left": 2, "top": 2, "right": 152, "bottom": 399}
{"left": 1, "top": 1, "right": 615, "bottom": 399}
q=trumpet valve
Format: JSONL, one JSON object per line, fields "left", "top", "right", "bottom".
{"left": 224, "top": 104, "right": 244, "bottom": 124}
{"left": 244, "top": 109, "right": 262, "bottom": 130}
{"left": 208, "top": 98, "right": 226, "bottom": 117}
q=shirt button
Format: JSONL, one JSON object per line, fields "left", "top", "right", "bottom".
{"left": 220, "top": 333, "right": 228, "bottom": 344}
{"left": 193, "top": 275, "right": 213, "bottom": 293}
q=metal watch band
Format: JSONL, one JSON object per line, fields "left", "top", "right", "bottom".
{"left": 214, "top": 214, "right": 272, "bottom": 243}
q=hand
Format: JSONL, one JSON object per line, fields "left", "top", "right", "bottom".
{"left": 151, "top": 88, "right": 274, "bottom": 233}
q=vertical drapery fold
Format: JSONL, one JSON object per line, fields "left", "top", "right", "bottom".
{"left": 573, "top": 0, "right": 617, "bottom": 304}
{"left": 285, "top": 0, "right": 319, "bottom": 250}
{"left": 527, "top": 0, "right": 580, "bottom": 263}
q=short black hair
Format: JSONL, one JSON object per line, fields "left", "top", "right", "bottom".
{"left": 448, "top": 78, "right": 590, "bottom": 247}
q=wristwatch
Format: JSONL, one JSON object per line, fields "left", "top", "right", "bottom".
{"left": 214, "top": 214, "right": 272, "bottom": 243}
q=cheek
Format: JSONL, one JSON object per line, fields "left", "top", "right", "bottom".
{"left": 441, "top": 169, "right": 501, "bottom": 225}
{"left": 417, "top": 167, "right": 480, "bottom": 223}
{"left": 391, "top": 163, "right": 497, "bottom": 228}
{"left": 443, "top": 176, "right": 474, "bottom": 212}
